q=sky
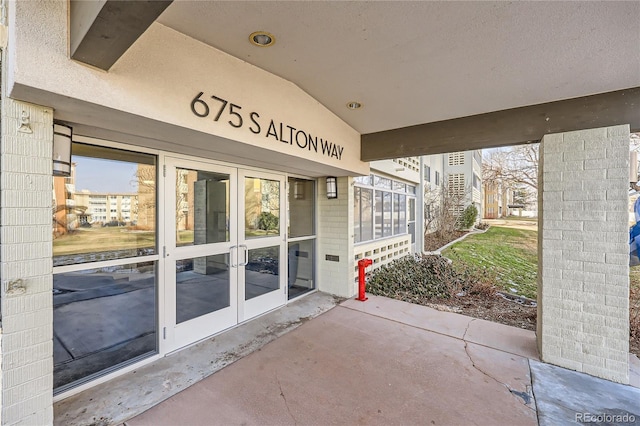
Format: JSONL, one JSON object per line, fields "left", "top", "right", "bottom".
{"left": 74, "top": 157, "right": 139, "bottom": 193}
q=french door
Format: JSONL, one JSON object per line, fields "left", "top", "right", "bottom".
{"left": 164, "top": 157, "right": 286, "bottom": 352}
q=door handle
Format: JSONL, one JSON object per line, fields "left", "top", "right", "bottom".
{"left": 230, "top": 245, "right": 237, "bottom": 268}
{"left": 238, "top": 244, "right": 249, "bottom": 267}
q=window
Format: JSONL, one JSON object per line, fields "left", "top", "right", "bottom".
{"left": 288, "top": 178, "right": 315, "bottom": 238}
{"left": 374, "top": 175, "right": 392, "bottom": 189}
{"left": 374, "top": 191, "right": 392, "bottom": 239}
{"left": 435, "top": 171, "right": 440, "bottom": 186}
{"left": 424, "top": 165, "right": 431, "bottom": 182}
{"left": 473, "top": 173, "right": 481, "bottom": 190}
{"left": 393, "top": 193, "right": 406, "bottom": 234}
{"left": 407, "top": 198, "right": 416, "bottom": 244}
{"left": 53, "top": 142, "right": 158, "bottom": 394}
{"left": 353, "top": 187, "right": 373, "bottom": 243}
{"left": 354, "top": 175, "right": 373, "bottom": 186}
{"left": 288, "top": 177, "right": 316, "bottom": 300}
{"left": 473, "top": 150, "right": 482, "bottom": 165}
{"left": 354, "top": 174, "right": 410, "bottom": 244}
{"left": 53, "top": 144, "right": 157, "bottom": 265}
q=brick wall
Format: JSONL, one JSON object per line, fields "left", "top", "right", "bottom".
{"left": 317, "top": 177, "right": 355, "bottom": 297}
{"left": 538, "top": 125, "right": 630, "bottom": 384}
{"left": 0, "top": 98, "right": 54, "bottom": 423}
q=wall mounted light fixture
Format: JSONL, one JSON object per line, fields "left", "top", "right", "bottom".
{"left": 53, "top": 123, "right": 72, "bottom": 177}
{"left": 326, "top": 176, "right": 338, "bottom": 199}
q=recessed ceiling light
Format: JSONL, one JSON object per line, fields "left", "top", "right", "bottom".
{"left": 249, "top": 31, "right": 275, "bottom": 47}
{"left": 347, "top": 101, "right": 362, "bottom": 110}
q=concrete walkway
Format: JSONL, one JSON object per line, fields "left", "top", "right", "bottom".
{"left": 126, "top": 295, "right": 541, "bottom": 425}
{"left": 58, "top": 292, "right": 639, "bottom": 425}
{"left": 54, "top": 292, "right": 341, "bottom": 426}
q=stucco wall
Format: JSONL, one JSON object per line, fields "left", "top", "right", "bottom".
{"left": 7, "top": 0, "right": 367, "bottom": 177}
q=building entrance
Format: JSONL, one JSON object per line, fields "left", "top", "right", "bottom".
{"left": 53, "top": 143, "right": 291, "bottom": 394}
{"left": 163, "top": 157, "right": 287, "bottom": 352}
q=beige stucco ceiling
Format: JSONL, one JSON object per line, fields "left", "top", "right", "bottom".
{"left": 157, "top": 1, "right": 640, "bottom": 135}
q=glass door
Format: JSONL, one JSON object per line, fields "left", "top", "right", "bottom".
{"left": 164, "top": 158, "right": 238, "bottom": 351}
{"left": 238, "top": 170, "right": 287, "bottom": 321}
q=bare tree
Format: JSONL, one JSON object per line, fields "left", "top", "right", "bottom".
{"left": 483, "top": 144, "right": 538, "bottom": 214}
{"left": 424, "top": 177, "right": 469, "bottom": 241}
{"left": 482, "top": 143, "right": 538, "bottom": 191}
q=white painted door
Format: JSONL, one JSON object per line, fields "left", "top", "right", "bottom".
{"left": 163, "top": 159, "right": 286, "bottom": 351}
{"left": 238, "top": 170, "right": 287, "bottom": 321}
{"left": 164, "top": 157, "right": 238, "bottom": 351}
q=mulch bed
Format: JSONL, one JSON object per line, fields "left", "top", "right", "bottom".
{"left": 432, "top": 292, "right": 640, "bottom": 359}
{"left": 432, "top": 293, "right": 537, "bottom": 331}
{"left": 424, "top": 231, "right": 467, "bottom": 252}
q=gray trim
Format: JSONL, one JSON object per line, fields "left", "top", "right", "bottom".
{"left": 361, "top": 87, "right": 640, "bottom": 161}
{"left": 71, "top": 0, "right": 173, "bottom": 70}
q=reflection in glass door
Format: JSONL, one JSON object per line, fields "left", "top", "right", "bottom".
{"left": 164, "top": 161, "right": 287, "bottom": 351}
{"left": 239, "top": 172, "right": 287, "bottom": 321}
{"left": 288, "top": 177, "right": 316, "bottom": 300}
{"left": 165, "top": 159, "right": 238, "bottom": 351}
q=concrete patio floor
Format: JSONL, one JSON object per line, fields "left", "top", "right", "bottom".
{"left": 58, "top": 293, "right": 640, "bottom": 425}
{"left": 126, "top": 295, "right": 543, "bottom": 425}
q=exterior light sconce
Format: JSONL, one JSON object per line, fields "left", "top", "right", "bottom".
{"left": 294, "top": 180, "right": 305, "bottom": 200}
{"left": 53, "top": 123, "right": 72, "bottom": 177}
{"left": 326, "top": 176, "right": 338, "bottom": 199}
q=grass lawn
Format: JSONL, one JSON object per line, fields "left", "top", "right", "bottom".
{"left": 53, "top": 226, "right": 155, "bottom": 256}
{"left": 442, "top": 226, "right": 538, "bottom": 299}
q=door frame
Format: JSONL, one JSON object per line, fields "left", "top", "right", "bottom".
{"left": 52, "top": 139, "right": 318, "bottom": 399}
{"left": 237, "top": 169, "right": 287, "bottom": 322}
{"left": 161, "top": 156, "right": 288, "bottom": 353}
{"left": 163, "top": 156, "right": 240, "bottom": 353}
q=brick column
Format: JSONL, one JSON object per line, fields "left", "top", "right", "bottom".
{"left": 317, "top": 176, "right": 355, "bottom": 297}
{"left": 0, "top": 98, "right": 54, "bottom": 423}
{"left": 538, "top": 125, "right": 630, "bottom": 384}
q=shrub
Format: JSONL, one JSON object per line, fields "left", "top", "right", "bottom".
{"left": 631, "top": 284, "right": 640, "bottom": 343}
{"left": 366, "top": 254, "right": 495, "bottom": 303}
{"left": 475, "top": 221, "right": 490, "bottom": 230}
{"left": 460, "top": 204, "right": 478, "bottom": 229}
{"left": 257, "top": 212, "right": 279, "bottom": 231}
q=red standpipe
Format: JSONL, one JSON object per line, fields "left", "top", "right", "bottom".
{"left": 356, "top": 258, "right": 373, "bottom": 301}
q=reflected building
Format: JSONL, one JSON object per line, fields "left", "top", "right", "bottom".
{"left": 53, "top": 163, "right": 80, "bottom": 236}
{"left": 53, "top": 161, "right": 142, "bottom": 232}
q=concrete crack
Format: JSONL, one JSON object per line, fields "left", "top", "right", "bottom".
{"left": 462, "top": 319, "right": 534, "bottom": 411}
{"left": 462, "top": 318, "right": 476, "bottom": 341}
{"left": 276, "top": 372, "right": 297, "bottom": 425}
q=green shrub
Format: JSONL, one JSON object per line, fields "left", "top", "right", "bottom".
{"left": 257, "top": 212, "right": 279, "bottom": 231}
{"left": 366, "top": 254, "right": 494, "bottom": 303}
{"left": 460, "top": 204, "right": 478, "bottom": 229}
